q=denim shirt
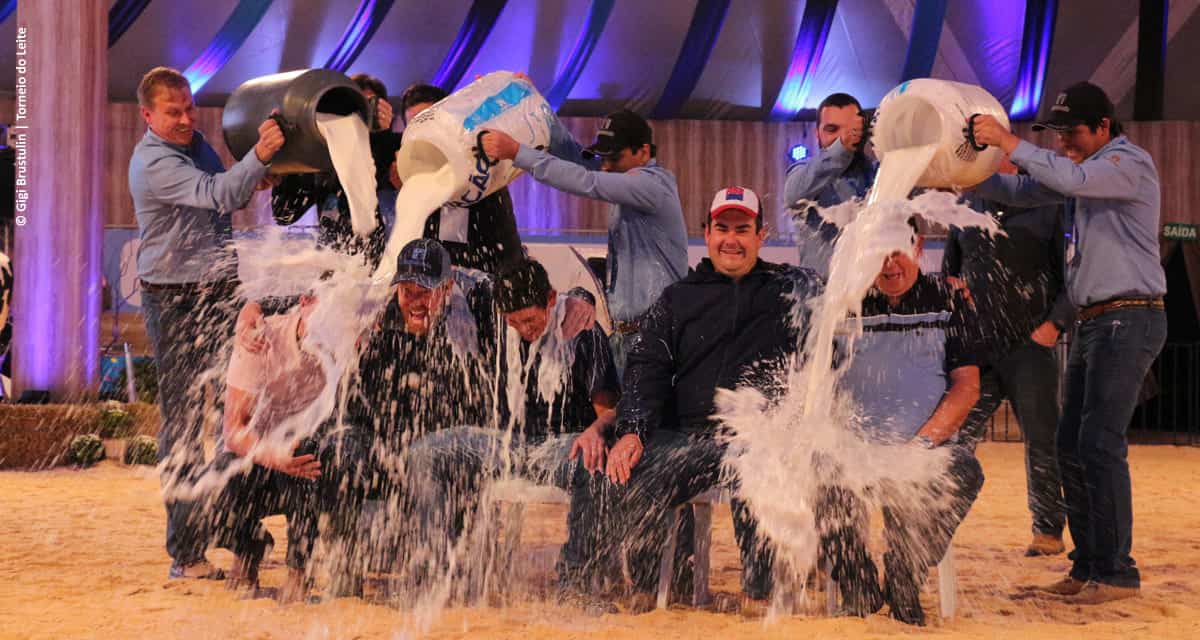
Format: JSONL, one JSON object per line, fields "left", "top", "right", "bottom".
{"left": 974, "top": 136, "right": 1166, "bottom": 307}
{"left": 512, "top": 121, "right": 688, "bottom": 323}
{"left": 783, "top": 140, "right": 878, "bottom": 279}
{"left": 128, "top": 129, "right": 267, "bottom": 284}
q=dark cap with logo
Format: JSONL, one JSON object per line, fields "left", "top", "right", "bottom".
{"left": 1034, "top": 82, "right": 1115, "bottom": 132}
{"left": 391, "top": 238, "right": 452, "bottom": 288}
{"left": 582, "top": 109, "right": 653, "bottom": 160}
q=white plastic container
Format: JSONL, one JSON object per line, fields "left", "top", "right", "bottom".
{"left": 395, "top": 71, "right": 557, "bottom": 208}
{"left": 871, "top": 79, "right": 1011, "bottom": 189}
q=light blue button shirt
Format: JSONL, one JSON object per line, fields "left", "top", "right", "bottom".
{"left": 783, "top": 140, "right": 877, "bottom": 279}
{"left": 128, "top": 129, "right": 267, "bottom": 284}
{"left": 512, "top": 121, "right": 688, "bottom": 323}
{"left": 974, "top": 135, "right": 1166, "bottom": 307}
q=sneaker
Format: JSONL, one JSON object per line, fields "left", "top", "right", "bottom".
{"left": 1031, "top": 576, "right": 1087, "bottom": 596}
{"left": 1064, "top": 581, "right": 1139, "bottom": 605}
{"left": 168, "top": 559, "right": 226, "bottom": 580}
{"left": 555, "top": 586, "right": 618, "bottom": 616}
{"left": 1025, "top": 534, "right": 1066, "bottom": 557}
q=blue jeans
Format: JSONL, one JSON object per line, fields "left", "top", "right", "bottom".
{"left": 1060, "top": 308, "right": 1166, "bottom": 588}
{"left": 142, "top": 282, "right": 240, "bottom": 565}
{"left": 961, "top": 339, "right": 1066, "bottom": 536}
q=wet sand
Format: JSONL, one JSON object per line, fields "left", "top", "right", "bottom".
{"left": 2, "top": 442, "right": 1199, "bottom": 639}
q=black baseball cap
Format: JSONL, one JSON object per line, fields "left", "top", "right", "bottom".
{"left": 582, "top": 109, "right": 653, "bottom": 160}
{"left": 1033, "top": 82, "right": 1114, "bottom": 132}
{"left": 391, "top": 238, "right": 452, "bottom": 288}
{"left": 495, "top": 259, "right": 553, "bottom": 314}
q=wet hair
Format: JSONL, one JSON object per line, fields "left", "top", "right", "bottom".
{"left": 399, "top": 83, "right": 449, "bottom": 123}
{"left": 350, "top": 73, "right": 388, "bottom": 99}
{"left": 137, "top": 66, "right": 190, "bottom": 109}
{"left": 495, "top": 259, "right": 554, "bottom": 314}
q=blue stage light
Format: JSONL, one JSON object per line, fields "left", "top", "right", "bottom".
{"left": 788, "top": 143, "right": 809, "bottom": 163}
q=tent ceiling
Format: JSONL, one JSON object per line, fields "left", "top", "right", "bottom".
{"left": 0, "top": 0, "right": 1195, "bottom": 121}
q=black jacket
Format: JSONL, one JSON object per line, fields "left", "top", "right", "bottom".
{"left": 944, "top": 195, "right": 1075, "bottom": 363}
{"left": 616, "top": 259, "right": 822, "bottom": 440}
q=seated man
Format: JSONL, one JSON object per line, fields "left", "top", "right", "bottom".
{"left": 587, "top": 187, "right": 821, "bottom": 609}
{"left": 823, "top": 220, "right": 985, "bottom": 625}
{"left": 210, "top": 292, "right": 324, "bottom": 602}
{"left": 323, "top": 238, "right": 497, "bottom": 594}
{"left": 402, "top": 257, "right": 619, "bottom": 606}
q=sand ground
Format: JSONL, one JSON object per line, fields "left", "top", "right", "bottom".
{"left": 2, "top": 442, "right": 1199, "bottom": 639}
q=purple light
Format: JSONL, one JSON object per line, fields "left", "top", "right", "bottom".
{"left": 771, "top": 0, "right": 839, "bottom": 120}
{"left": 183, "top": 0, "right": 275, "bottom": 94}
{"left": 324, "top": 0, "right": 396, "bottom": 73}
{"left": 1010, "top": 0, "right": 1057, "bottom": 119}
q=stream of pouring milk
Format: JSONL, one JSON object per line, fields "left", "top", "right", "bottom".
{"left": 717, "top": 144, "right": 1000, "bottom": 609}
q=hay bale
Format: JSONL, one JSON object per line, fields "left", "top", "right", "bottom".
{"left": 67, "top": 434, "right": 105, "bottom": 467}
{"left": 0, "top": 405, "right": 100, "bottom": 469}
{"left": 123, "top": 435, "right": 158, "bottom": 465}
{"left": 0, "top": 402, "right": 160, "bottom": 469}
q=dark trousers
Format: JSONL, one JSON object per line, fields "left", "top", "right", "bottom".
{"left": 816, "top": 445, "right": 984, "bottom": 608}
{"left": 208, "top": 451, "right": 319, "bottom": 569}
{"left": 1060, "top": 308, "right": 1166, "bottom": 588}
{"left": 579, "top": 430, "right": 774, "bottom": 599}
{"left": 961, "top": 339, "right": 1066, "bottom": 536}
{"left": 142, "top": 282, "right": 240, "bottom": 565}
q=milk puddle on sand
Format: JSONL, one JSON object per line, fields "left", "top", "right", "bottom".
{"left": 716, "top": 144, "right": 1000, "bottom": 609}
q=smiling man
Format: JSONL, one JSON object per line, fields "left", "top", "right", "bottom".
{"left": 128, "top": 66, "right": 283, "bottom": 581}
{"left": 568, "top": 187, "right": 822, "bottom": 610}
{"left": 971, "top": 82, "right": 1167, "bottom": 605}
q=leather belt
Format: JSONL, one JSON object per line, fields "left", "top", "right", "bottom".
{"left": 615, "top": 320, "right": 640, "bottom": 335}
{"left": 1077, "top": 297, "right": 1164, "bottom": 324}
{"left": 140, "top": 278, "right": 239, "bottom": 296}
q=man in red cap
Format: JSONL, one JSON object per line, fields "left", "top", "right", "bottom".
{"left": 573, "top": 187, "right": 822, "bottom": 610}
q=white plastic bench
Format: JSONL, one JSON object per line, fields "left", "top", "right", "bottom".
{"left": 487, "top": 479, "right": 958, "bottom": 618}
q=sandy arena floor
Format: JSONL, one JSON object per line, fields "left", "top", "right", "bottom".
{"left": 2, "top": 442, "right": 1199, "bottom": 639}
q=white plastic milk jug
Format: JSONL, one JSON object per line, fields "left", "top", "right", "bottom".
{"left": 395, "top": 71, "right": 557, "bottom": 208}
{"left": 871, "top": 79, "right": 1012, "bottom": 188}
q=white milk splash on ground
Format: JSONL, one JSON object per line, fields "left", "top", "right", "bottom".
{"left": 316, "top": 113, "right": 379, "bottom": 237}
{"left": 717, "top": 144, "right": 1001, "bottom": 611}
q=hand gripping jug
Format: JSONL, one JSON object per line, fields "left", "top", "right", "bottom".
{"left": 395, "top": 71, "right": 557, "bottom": 208}
{"left": 871, "top": 79, "right": 1011, "bottom": 188}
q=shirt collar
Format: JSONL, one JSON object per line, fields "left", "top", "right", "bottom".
{"left": 144, "top": 127, "right": 197, "bottom": 153}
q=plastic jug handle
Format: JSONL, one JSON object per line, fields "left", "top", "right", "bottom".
{"left": 474, "top": 130, "right": 500, "bottom": 168}
{"left": 965, "top": 114, "right": 988, "bottom": 152}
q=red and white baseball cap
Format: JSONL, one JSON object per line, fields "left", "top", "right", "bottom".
{"left": 709, "top": 186, "right": 761, "bottom": 219}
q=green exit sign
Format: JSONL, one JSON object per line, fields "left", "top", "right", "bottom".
{"left": 1163, "top": 223, "right": 1197, "bottom": 241}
